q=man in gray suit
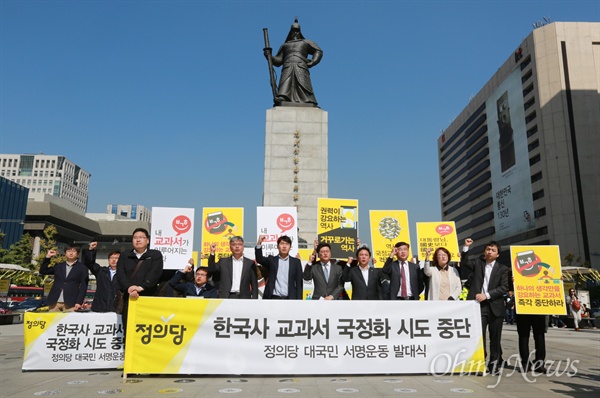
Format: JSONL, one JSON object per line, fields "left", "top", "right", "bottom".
{"left": 303, "top": 242, "right": 344, "bottom": 300}
{"left": 208, "top": 236, "right": 258, "bottom": 299}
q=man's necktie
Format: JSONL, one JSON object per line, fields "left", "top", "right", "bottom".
{"left": 400, "top": 262, "right": 408, "bottom": 297}
{"left": 323, "top": 264, "right": 329, "bottom": 282}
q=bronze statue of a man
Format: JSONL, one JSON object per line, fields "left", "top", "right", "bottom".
{"left": 264, "top": 19, "right": 323, "bottom": 106}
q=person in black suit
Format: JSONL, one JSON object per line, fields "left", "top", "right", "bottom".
{"left": 303, "top": 242, "right": 345, "bottom": 300}
{"left": 515, "top": 313, "right": 547, "bottom": 373}
{"left": 40, "top": 245, "right": 89, "bottom": 312}
{"left": 459, "top": 238, "right": 509, "bottom": 375}
{"left": 82, "top": 241, "right": 122, "bottom": 313}
{"left": 255, "top": 235, "right": 303, "bottom": 300}
{"left": 381, "top": 242, "right": 424, "bottom": 300}
{"left": 208, "top": 236, "right": 258, "bottom": 299}
{"left": 169, "top": 264, "right": 218, "bottom": 298}
{"left": 342, "top": 246, "right": 385, "bottom": 300}
{"left": 116, "top": 228, "right": 164, "bottom": 338}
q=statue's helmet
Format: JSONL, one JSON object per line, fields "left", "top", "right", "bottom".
{"left": 285, "top": 18, "right": 305, "bottom": 41}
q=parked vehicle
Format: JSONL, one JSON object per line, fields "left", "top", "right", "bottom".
{"left": 11, "top": 297, "right": 47, "bottom": 313}
{"left": 0, "top": 301, "right": 13, "bottom": 315}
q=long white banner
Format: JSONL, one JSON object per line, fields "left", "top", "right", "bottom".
{"left": 125, "top": 298, "right": 485, "bottom": 375}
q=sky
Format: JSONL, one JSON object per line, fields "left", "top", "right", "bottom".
{"left": 1, "top": 0, "right": 598, "bottom": 250}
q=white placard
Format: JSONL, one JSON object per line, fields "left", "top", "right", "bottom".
{"left": 257, "top": 207, "right": 299, "bottom": 256}
{"left": 151, "top": 207, "right": 195, "bottom": 270}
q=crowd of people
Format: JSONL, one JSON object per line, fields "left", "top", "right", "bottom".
{"left": 41, "top": 229, "right": 596, "bottom": 374}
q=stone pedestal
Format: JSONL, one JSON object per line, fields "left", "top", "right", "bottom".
{"left": 263, "top": 107, "right": 328, "bottom": 243}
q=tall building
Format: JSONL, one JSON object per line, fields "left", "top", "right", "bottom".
{"left": 0, "top": 154, "right": 90, "bottom": 211}
{"left": 438, "top": 22, "right": 599, "bottom": 265}
{"left": 106, "top": 204, "right": 152, "bottom": 222}
{"left": 0, "top": 176, "right": 28, "bottom": 249}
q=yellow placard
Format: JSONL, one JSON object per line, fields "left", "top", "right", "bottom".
{"left": 124, "top": 296, "right": 222, "bottom": 374}
{"left": 510, "top": 245, "right": 566, "bottom": 315}
{"left": 200, "top": 207, "right": 244, "bottom": 266}
{"left": 369, "top": 210, "right": 411, "bottom": 268}
{"left": 415, "top": 222, "right": 460, "bottom": 262}
{"left": 317, "top": 198, "right": 358, "bottom": 259}
{"left": 296, "top": 248, "right": 314, "bottom": 263}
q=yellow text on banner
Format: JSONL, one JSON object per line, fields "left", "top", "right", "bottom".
{"left": 125, "top": 296, "right": 223, "bottom": 374}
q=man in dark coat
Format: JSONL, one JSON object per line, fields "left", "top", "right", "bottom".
{"left": 255, "top": 235, "right": 304, "bottom": 300}
{"left": 40, "top": 245, "right": 89, "bottom": 312}
{"left": 460, "top": 238, "right": 510, "bottom": 375}
{"left": 116, "top": 228, "right": 164, "bottom": 337}
{"left": 169, "top": 264, "right": 218, "bottom": 298}
{"left": 303, "top": 242, "right": 345, "bottom": 300}
{"left": 82, "top": 241, "right": 122, "bottom": 313}
{"left": 342, "top": 246, "right": 385, "bottom": 300}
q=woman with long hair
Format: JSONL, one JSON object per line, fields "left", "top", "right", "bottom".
{"left": 423, "top": 247, "right": 462, "bottom": 300}
{"left": 566, "top": 288, "right": 582, "bottom": 331}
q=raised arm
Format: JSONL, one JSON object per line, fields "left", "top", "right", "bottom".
{"left": 459, "top": 238, "right": 474, "bottom": 272}
{"left": 39, "top": 250, "right": 57, "bottom": 275}
{"left": 207, "top": 243, "right": 220, "bottom": 275}
{"left": 381, "top": 247, "right": 397, "bottom": 276}
{"left": 423, "top": 248, "right": 433, "bottom": 277}
{"left": 254, "top": 235, "right": 270, "bottom": 270}
{"left": 169, "top": 265, "right": 192, "bottom": 295}
{"left": 82, "top": 242, "right": 101, "bottom": 276}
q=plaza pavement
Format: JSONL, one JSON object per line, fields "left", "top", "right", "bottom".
{"left": 0, "top": 321, "right": 599, "bottom": 397}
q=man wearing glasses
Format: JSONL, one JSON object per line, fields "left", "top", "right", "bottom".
{"left": 208, "top": 236, "right": 258, "bottom": 299}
